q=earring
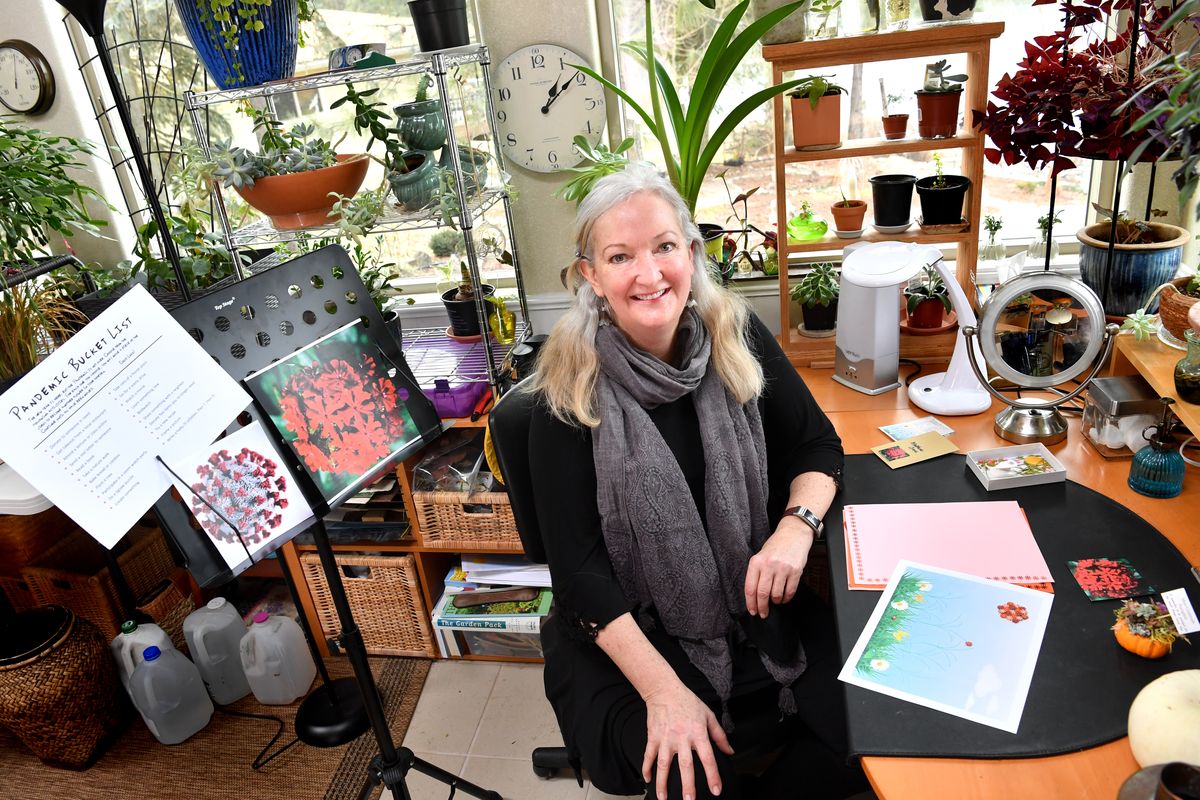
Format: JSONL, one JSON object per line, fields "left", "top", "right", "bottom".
{"left": 687, "top": 291, "right": 697, "bottom": 308}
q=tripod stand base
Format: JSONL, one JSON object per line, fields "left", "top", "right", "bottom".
{"left": 296, "top": 677, "right": 370, "bottom": 747}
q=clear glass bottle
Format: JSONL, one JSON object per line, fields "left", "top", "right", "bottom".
{"left": 1127, "top": 398, "right": 1185, "bottom": 499}
{"left": 980, "top": 229, "right": 1007, "bottom": 263}
{"left": 1026, "top": 232, "right": 1059, "bottom": 264}
{"left": 806, "top": 5, "right": 841, "bottom": 38}
{"left": 1173, "top": 329, "right": 1200, "bottom": 404}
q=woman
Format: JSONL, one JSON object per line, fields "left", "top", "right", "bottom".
{"left": 525, "top": 164, "right": 861, "bottom": 800}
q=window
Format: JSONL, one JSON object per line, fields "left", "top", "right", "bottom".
{"left": 605, "top": 0, "right": 1092, "bottom": 270}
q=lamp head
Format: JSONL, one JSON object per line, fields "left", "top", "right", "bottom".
{"left": 56, "top": 0, "right": 107, "bottom": 38}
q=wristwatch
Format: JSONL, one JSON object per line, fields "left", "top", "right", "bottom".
{"left": 784, "top": 505, "right": 825, "bottom": 540}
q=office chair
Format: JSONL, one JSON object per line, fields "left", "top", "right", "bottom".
{"left": 487, "top": 386, "right": 582, "bottom": 783}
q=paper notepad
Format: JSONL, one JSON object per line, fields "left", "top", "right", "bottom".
{"left": 843, "top": 501, "right": 1053, "bottom": 590}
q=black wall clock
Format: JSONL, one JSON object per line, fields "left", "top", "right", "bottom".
{"left": 0, "top": 39, "right": 56, "bottom": 116}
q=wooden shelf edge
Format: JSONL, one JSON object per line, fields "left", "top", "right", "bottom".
{"left": 783, "top": 133, "right": 978, "bottom": 163}
{"left": 786, "top": 228, "right": 973, "bottom": 253}
{"left": 762, "top": 21, "right": 1005, "bottom": 66}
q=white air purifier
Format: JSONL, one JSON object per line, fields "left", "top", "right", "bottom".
{"left": 834, "top": 242, "right": 941, "bottom": 395}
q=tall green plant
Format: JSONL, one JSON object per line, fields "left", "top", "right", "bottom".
{"left": 574, "top": 0, "right": 807, "bottom": 213}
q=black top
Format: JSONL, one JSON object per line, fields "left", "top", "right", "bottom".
{"left": 528, "top": 314, "right": 844, "bottom": 640}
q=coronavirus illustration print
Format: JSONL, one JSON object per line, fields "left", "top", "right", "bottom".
{"left": 190, "top": 446, "right": 288, "bottom": 546}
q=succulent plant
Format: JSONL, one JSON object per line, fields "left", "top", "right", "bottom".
{"left": 205, "top": 105, "right": 339, "bottom": 190}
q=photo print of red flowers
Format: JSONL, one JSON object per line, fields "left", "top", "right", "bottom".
{"left": 1067, "top": 557, "right": 1154, "bottom": 602}
{"left": 246, "top": 320, "right": 421, "bottom": 505}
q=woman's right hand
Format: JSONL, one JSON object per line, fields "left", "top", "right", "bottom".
{"left": 641, "top": 681, "right": 734, "bottom": 800}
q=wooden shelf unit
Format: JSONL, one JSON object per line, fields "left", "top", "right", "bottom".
{"left": 762, "top": 21, "right": 1005, "bottom": 367}
{"left": 1110, "top": 334, "right": 1199, "bottom": 435}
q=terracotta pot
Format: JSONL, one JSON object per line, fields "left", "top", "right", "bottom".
{"left": 915, "top": 90, "right": 962, "bottom": 139}
{"left": 907, "top": 297, "right": 945, "bottom": 329}
{"left": 1158, "top": 277, "right": 1200, "bottom": 341}
{"left": 235, "top": 154, "right": 369, "bottom": 230}
{"left": 1189, "top": 301, "right": 1200, "bottom": 336}
{"left": 791, "top": 92, "right": 842, "bottom": 150}
{"left": 830, "top": 200, "right": 867, "bottom": 232}
{"left": 881, "top": 114, "right": 909, "bottom": 140}
{"left": 1077, "top": 222, "right": 1190, "bottom": 317}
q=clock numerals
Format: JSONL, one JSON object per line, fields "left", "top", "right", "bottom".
{"left": 530, "top": 53, "right": 546, "bottom": 69}
{"left": 506, "top": 133, "right": 517, "bottom": 146}
{"left": 510, "top": 66, "right": 521, "bottom": 81}
{"left": 574, "top": 72, "right": 587, "bottom": 86}
{"left": 497, "top": 109, "right": 507, "bottom": 122}
{"left": 498, "top": 87, "right": 512, "bottom": 102}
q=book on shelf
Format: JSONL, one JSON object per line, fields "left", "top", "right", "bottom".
{"left": 459, "top": 554, "right": 551, "bottom": 588}
{"left": 431, "top": 588, "right": 553, "bottom": 633}
{"left": 443, "top": 565, "right": 480, "bottom": 593}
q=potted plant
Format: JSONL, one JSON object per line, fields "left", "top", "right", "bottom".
{"left": 334, "top": 83, "right": 438, "bottom": 212}
{"left": 1028, "top": 211, "right": 1061, "bottom": 264}
{"left": 868, "top": 174, "right": 916, "bottom": 229}
{"left": 980, "top": 215, "right": 1006, "bottom": 262}
{"left": 904, "top": 263, "right": 951, "bottom": 329}
{"left": 557, "top": 136, "right": 637, "bottom": 206}
{"left": 440, "top": 259, "right": 496, "bottom": 338}
{"left": 1077, "top": 205, "right": 1191, "bottom": 317}
{"left": 915, "top": 60, "right": 967, "bottom": 139}
{"left": 439, "top": 143, "right": 490, "bottom": 198}
{"left": 1154, "top": 274, "right": 1200, "bottom": 342}
{"left": 880, "top": 86, "right": 908, "bottom": 141}
{"left": 830, "top": 193, "right": 867, "bottom": 237}
{"left": 576, "top": 0, "right": 809, "bottom": 213}
{"left": 175, "top": 0, "right": 314, "bottom": 89}
{"left": 203, "top": 106, "right": 369, "bottom": 230}
{"left": 804, "top": 0, "right": 842, "bottom": 39}
{"left": 790, "top": 261, "right": 840, "bottom": 333}
{"left": 1112, "top": 599, "right": 1188, "bottom": 659}
{"left": 914, "top": 152, "right": 970, "bottom": 226}
{"left": 786, "top": 201, "right": 829, "bottom": 243}
{"left": 408, "top": 0, "right": 471, "bottom": 52}
{"left": 789, "top": 75, "right": 845, "bottom": 151}
{"left": 394, "top": 72, "right": 447, "bottom": 152}
{"left": 974, "top": 0, "right": 1184, "bottom": 177}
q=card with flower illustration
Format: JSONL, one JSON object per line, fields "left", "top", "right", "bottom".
{"left": 245, "top": 319, "right": 442, "bottom": 509}
{"left": 839, "top": 560, "right": 1053, "bottom": 734}
{"left": 966, "top": 444, "right": 1066, "bottom": 491}
{"left": 870, "top": 431, "right": 958, "bottom": 469}
{"left": 1067, "top": 557, "right": 1155, "bottom": 601}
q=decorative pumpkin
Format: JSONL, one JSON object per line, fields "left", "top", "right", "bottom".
{"left": 1111, "top": 599, "right": 1187, "bottom": 660}
{"left": 1127, "top": 670, "right": 1200, "bottom": 767}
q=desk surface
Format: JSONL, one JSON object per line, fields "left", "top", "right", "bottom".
{"left": 798, "top": 365, "right": 1197, "bottom": 800}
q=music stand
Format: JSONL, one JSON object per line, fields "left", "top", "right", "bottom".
{"left": 167, "top": 245, "right": 501, "bottom": 800}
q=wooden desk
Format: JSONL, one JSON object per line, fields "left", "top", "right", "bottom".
{"left": 797, "top": 366, "right": 1198, "bottom": 800}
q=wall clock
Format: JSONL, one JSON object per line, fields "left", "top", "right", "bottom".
{"left": 493, "top": 44, "right": 606, "bottom": 173}
{"left": 0, "top": 40, "right": 56, "bottom": 116}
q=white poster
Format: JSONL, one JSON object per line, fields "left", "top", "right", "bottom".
{"left": 0, "top": 285, "right": 250, "bottom": 548}
{"left": 164, "top": 422, "right": 314, "bottom": 575}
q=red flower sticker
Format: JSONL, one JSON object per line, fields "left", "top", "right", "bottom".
{"left": 1069, "top": 557, "right": 1150, "bottom": 601}
{"left": 997, "top": 601, "right": 1029, "bottom": 624}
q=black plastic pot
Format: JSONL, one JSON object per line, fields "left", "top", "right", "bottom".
{"left": 441, "top": 283, "right": 495, "bottom": 337}
{"left": 408, "top": 0, "right": 470, "bottom": 52}
{"left": 869, "top": 174, "right": 916, "bottom": 226}
{"left": 801, "top": 300, "right": 838, "bottom": 331}
{"left": 918, "top": 0, "right": 976, "bottom": 20}
{"left": 915, "top": 175, "right": 970, "bottom": 225}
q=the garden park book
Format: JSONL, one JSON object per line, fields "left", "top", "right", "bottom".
{"left": 843, "top": 501, "right": 1054, "bottom": 590}
{"left": 431, "top": 588, "right": 553, "bottom": 633}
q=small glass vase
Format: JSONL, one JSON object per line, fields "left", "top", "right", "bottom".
{"left": 1174, "top": 329, "right": 1200, "bottom": 404}
{"left": 1027, "top": 233, "right": 1059, "bottom": 264}
{"left": 806, "top": 7, "right": 841, "bottom": 39}
{"left": 980, "top": 231, "right": 1006, "bottom": 263}
{"left": 884, "top": 0, "right": 910, "bottom": 29}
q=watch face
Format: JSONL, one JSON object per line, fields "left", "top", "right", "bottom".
{"left": 493, "top": 44, "right": 606, "bottom": 173}
{"left": 0, "top": 41, "right": 53, "bottom": 115}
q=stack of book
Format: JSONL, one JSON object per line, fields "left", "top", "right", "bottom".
{"left": 430, "top": 585, "right": 553, "bottom": 658}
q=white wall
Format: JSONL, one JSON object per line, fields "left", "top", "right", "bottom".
{"left": 8, "top": 2, "right": 135, "bottom": 267}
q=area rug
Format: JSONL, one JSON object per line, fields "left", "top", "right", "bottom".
{"left": 0, "top": 657, "right": 431, "bottom": 800}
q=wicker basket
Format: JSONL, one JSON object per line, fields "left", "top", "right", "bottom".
{"left": 300, "top": 552, "right": 436, "bottom": 658}
{"left": 1159, "top": 277, "right": 1200, "bottom": 342}
{"left": 0, "top": 506, "right": 76, "bottom": 577}
{"left": 22, "top": 524, "right": 176, "bottom": 640}
{"left": 412, "top": 490, "right": 521, "bottom": 549}
{"left": 0, "top": 574, "right": 37, "bottom": 612}
{"left": 134, "top": 569, "right": 196, "bottom": 653}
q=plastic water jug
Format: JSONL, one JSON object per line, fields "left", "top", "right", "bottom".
{"left": 129, "top": 645, "right": 214, "bottom": 745}
{"left": 183, "top": 598, "right": 251, "bottom": 704}
{"left": 240, "top": 612, "right": 317, "bottom": 705}
{"left": 110, "top": 620, "right": 175, "bottom": 693}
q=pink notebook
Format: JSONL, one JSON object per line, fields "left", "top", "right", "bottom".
{"left": 843, "top": 501, "right": 1054, "bottom": 590}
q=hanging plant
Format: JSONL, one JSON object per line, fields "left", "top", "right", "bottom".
{"left": 973, "top": 0, "right": 1193, "bottom": 176}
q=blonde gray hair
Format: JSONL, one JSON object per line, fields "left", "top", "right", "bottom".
{"left": 528, "top": 163, "right": 764, "bottom": 427}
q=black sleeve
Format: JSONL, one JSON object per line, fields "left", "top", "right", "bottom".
{"left": 746, "top": 313, "right": 845, "bottom": 522}
{"left": 528, "top": 403, "right": 634, "bottom": 633}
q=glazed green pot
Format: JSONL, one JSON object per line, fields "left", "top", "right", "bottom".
{"left": 389, "top": 151, "right": 438, "bottom": 211}
{"left": 439, "top": 145, "right": 489, "bottom": 197}
{"left": 394, "top": 99, "right": 446, "bottom": 151}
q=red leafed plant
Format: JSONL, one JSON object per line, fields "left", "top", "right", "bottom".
{"left": 973, "top": 0, "right": 1196, "bottom": 176}
{"left": 279, "top": 356, "right": 407, "bottom": 478}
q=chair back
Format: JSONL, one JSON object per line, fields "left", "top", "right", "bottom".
{"left": 488, "top": 386, "right": 547, "bottom": 563}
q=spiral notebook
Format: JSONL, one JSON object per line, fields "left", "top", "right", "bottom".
{"left": 843, "top": 501, "right": 1054, "bottom": 590}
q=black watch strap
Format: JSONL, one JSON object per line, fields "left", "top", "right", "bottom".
{"left": 784, "top": 505, "right": 825, "bottom": 540}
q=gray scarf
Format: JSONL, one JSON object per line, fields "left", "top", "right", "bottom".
{"left": 592, "top": 308, "right": 805, "bottom": 726}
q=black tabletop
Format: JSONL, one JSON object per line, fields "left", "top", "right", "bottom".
{"left": 828, "top": 454, "right": 1200, "bottom": 759}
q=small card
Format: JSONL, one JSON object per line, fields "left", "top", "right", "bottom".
{"left": 879, "top": 416, "right": 955, "bottom": 442}
{"left": 1067, "top": 557, "right": 1155, "bottom": 601}
{"left": 1162, "top": 588, "right": 1200, "bottom": 635}
{"left": 871, "top": 431, "right": 959, "bottom": 469}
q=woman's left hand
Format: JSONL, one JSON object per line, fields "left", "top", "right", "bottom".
{"left": 744, "top": 518, "right": 813, "bottom": 619}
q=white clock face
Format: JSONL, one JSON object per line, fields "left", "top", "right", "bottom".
{"left": 0, "top": 46, "right": 45, "bottom": 114}
{"left": 493, "top": 44, "right": 606, "bottom": 173}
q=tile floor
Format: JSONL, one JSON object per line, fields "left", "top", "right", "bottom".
{"left": 390, "top": 659, "right": 628, "bottom": 800}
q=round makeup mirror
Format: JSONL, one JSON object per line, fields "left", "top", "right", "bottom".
{"left": 962, "top": 272, "right": 1120, "bottom": 444}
